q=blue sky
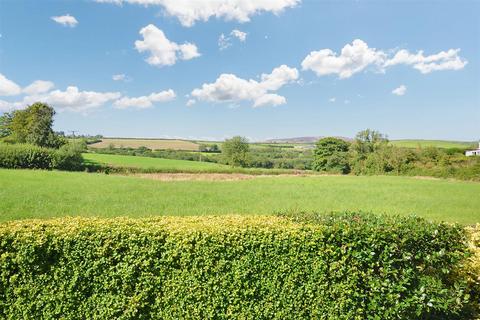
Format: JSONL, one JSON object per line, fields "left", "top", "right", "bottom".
{"left": 0, "top": 0, "right": 478, "bottom": 141}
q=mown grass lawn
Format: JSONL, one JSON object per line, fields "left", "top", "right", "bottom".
{"left": 1, "top": 169, "right": 479, "bottom": 224}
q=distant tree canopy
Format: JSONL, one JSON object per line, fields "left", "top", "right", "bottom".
{"left": 0, "top": 102, "right": 65, "bottom": 148}
{"left": 222, "top": 136, "right": 250, "bottom": 167}
{"left": 313, "top": 137, "right": 350, "bottom": 173}
{"left": 351, "top": 129, "right": 389, "bottom": 158}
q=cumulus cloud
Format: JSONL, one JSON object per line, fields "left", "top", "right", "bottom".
{"left": 34, "top": 86, "right": 120, "bottom": 112}
{"left": 384, "top": 48, "right": 467, "bottom": 74}
{"left": 190, "top": 64, "right": 298, "bottom": 108}
{"left": 94, "top": 0, "right": 300, "bottom": 27}
{"left": 51, "top": 14, "right": 78, "bottom": 27}
{"left": 301, "top": 39, "right": 386, "bottom": 79}
{"left": 0, "top": 73, "right": 22, "bottom": 96}
{"left": 135, "top": 24, "right": 200, "bottom": 67}
{"left": 329, "top": 97, "right": 336, "bottom": 102}
{"left": 0, "top": 75, "right": 177, "bottom": 113}
{"left": 302, "top": 39, "right": 468, "bottom": 79}
{"left": 392, "top": 85, "right": 407, "bottom": 96}
{"left": 8, "top": 86, "right": 120, "bottom": 113}
{"left": 23, "top": 80, "right": 55, "bottom": 95}
{"left": 114, "top": 89, "right": 176, "bottom": 109}
{"left": 218, "top": 29, "right": 248, "bottom": 50}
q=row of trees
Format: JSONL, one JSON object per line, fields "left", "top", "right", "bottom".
{"left": 313, "top": 129, "right": 480, "bottom": 180}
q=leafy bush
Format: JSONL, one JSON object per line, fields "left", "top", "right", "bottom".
{"left": 0, "top": 142, "right": 84, "bottom": 170}
{"left": 52, "top": 141, "right": 86, "bottom": 171}
{"left": 0, "top": 143, "right": 54, "bottom": 169}
{"left": 0, "top": 213, "right": 475, "bottom": 319}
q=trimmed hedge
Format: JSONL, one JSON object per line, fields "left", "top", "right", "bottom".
{"left": 0, "top": 213, "right": 475, "bottom": 319}
{"left": 0, "top": 143, "right": 83, "bottom": 170}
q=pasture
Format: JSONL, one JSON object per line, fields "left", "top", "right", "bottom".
{"left": 89, "top": 138, "right": 200, "bottom": 151}
{"left": 1, "top": 169, "right": 479, "bottom": 224}
{"left": 82, "top": 153, "right": 297, "bottom": 174}
{"left": 83, "top": 153, "right": 228, "bottom": 171}
{"left": 390, "top": 139, "right": 475, "bottom": 149}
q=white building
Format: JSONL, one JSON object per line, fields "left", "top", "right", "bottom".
{"left": 466, "top": 142, "right": 480, "bottom": 156}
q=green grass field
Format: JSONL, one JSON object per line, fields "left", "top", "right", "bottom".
{"left": 82, "top": 153, "right": 296, "bottom": 174}
{"left": 1, "top": 169, "right": 479, "bottom": 224}
{"left": 390, "top": 139, "right": 475, "bottom": 149}
{"left": 83, "top": 153, "right": 229, "bottom": 171}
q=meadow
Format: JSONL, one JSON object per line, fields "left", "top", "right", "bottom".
{"left": 1, "top": 168, "right": 479, "bottom": 224}
{"left": 390, "top": 139, "right": 476, "bottom": 149}
{"left": 82, "top": 152, "right": 297, "bottom": 174}
{"left": 83, "top": 152, "right": 228, "bottom": 170}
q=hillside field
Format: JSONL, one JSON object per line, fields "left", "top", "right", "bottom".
{"left": 390, "top": 139, "right": 476, "bottom": 149}
{"left": 83, "top": 153, "right": 228, "bottom": 171}
{"left": 89, "top": 138, "right": 200, "bottom": 151}
{"left": 1, "top": 169, "right": 479, "bottom": 224}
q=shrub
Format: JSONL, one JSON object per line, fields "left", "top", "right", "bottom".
{"left": 0, "top": 213, "right": 475, "bottom": 319}
{"left": 0, "top": 143, "right": 54, "bottom": 169}
{"left": 0, "top": 142, "right": 84, "bottom": 171}
{"left": 52, "top": 141, "right": 86, "bottom": 171}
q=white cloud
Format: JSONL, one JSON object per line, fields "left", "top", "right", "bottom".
{"left": 392, "top": 85, "right": 407, "bottom": 96}
{"left": 114, "top": 89, "right": 176, "bottom": 109}
{"left": 51, "top": 14, "right": 78, "bottom": 27}
{"left": 15, "top": 86, "right": 121, "bottom": 113}
{"left": 0, "top": 73, "right": 22, "bottom": 96}
{"left": 23, "top": 80, "right": 55, "bottom": 95}
{"left": 231, "top": 29, "right": 247, "bottom": 42}
{"left": 329, "top": 97, "right": 336, "bottom": 102}
{"left": 301, "top": 39, "right": 386, "bottom": 79}
{"left": 218, "top": 33, "right": 231, "bottom": 51}
{"left": 384, "top": 48, "right": 467, "bottom": 74}
{"left": 218, "top": 29, "right": 248, "bottom": 50}
{"left": 94, "top": 0, "right": 300, "bottom": 27}
{"left": 186, "top": 99, "right": 196, "bottom": 107}
{"left": 302, "top": 39, "right": 468, "bottom": 79}
{"left": 112, "top": 74, "right": 126, "bottom": 81}
{"left": 0, "top": 100, "right": 13, "bottom": 112}
{"left": 135, "top": 24, "right": 200, "bottom": 67}
{"left": 190, "top": 64, "right": 298, "bottom": 108}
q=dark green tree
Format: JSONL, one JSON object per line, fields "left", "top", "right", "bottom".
{"left": 313, "top": 137, "right": 350, "bottom": 173}
{"left": 222, "top": 136, "right": 250, "bottom": 167}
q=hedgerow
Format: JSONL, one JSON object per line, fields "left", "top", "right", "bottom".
{"left": 0, "top": 213, "right": 476, "bottom": 319}
{"left": 0, "top": 142, "right": 83, "bottom": 170}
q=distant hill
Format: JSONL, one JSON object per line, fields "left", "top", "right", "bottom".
{"left": 265, "top": 136, "right": 352, "bottom": 144}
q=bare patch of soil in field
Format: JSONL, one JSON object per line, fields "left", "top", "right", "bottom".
{"left": 132, "top": 173, "right": 313, "bottom": 181}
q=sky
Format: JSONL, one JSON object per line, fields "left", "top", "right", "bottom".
{"left": 0, "top": 0, "right": 479, "bottom": 141}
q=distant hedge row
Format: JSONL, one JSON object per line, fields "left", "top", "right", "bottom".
{"left": 0, "top": 213, "right": 477, "bottom": 319}
{"left": 0, "top": 142, "right": 83, "bottom": 170}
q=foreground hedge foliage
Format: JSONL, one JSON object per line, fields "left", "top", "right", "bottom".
{"left": 0, "top": 142, "right": 83, "bottom": 170}
{"left": 0, "top": 213, "right": 476, "bottom": 319}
